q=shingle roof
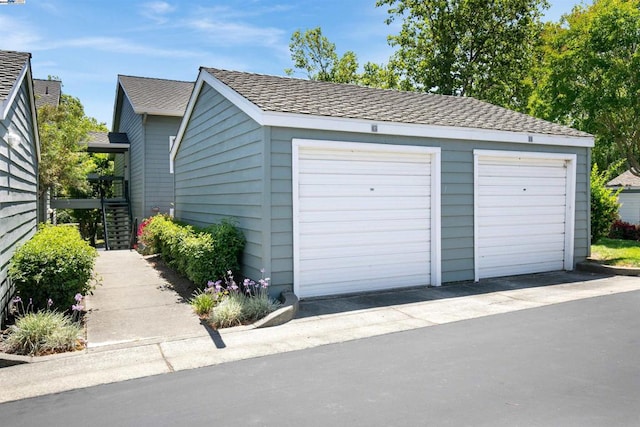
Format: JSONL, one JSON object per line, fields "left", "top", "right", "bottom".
{"left": 118, "top": 75, "right": 194, "bottom": 117}
{"left": 607, "top": 170, "right": 640, "bottom": 188}
{"left": 0, "top": 50, "right": 30, "bottom": 103}
{"left": 87, "top": 131, "right": 130, "bottom": 145}
{"left": 204, "top": 68, "right": 590, "bottom": 138}
{"left": 33, "top": 79, "right": 61, "bottom": 108}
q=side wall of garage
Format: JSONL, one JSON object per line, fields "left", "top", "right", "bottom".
{"left": 270, "top": 127, "right": 590, "bottom": 287}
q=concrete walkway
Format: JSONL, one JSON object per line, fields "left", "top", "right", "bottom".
{"left": 2, "top": 250, "right": 640, "bottom": 403}
{"left": 85, "top": 250, "right": 205, "bottom": 350}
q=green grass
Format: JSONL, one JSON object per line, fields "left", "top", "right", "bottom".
{"left": 590, "top": 238, "right": 640, "bottom": 267}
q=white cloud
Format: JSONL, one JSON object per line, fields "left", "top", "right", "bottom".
{"left": 187, "top": 18, "right": 285, "bottom": 47}
{"left": 140, "top": 1, "right": 176, "bottom": 24}
{"left": 48, "top": 37, "right": 200, "bottom": 59}
{"left": 0, "top": 15, "right": 42, "bottom": 52}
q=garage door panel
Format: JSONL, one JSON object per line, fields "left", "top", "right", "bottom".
{"left": 300, "top": 251, "right": 431, "bottom": 274}
{"left": 299, "top": 183, "right": 431, "bottom": 198}
{"left": 300, "top": 159, "right": 431, "bottom": 175}
{"left": 299, "top": 218, "right": 430, "bottom": 235}
{"left": 295, "top": 141, "right": 437, "bottom": 297}
{"left": 475, "top": 152, "right": 572, "bottom": 280}
{"left": 478, "top": 185, "right": 566, "bottom": 197}
{"left": 300, "top": 196, "right": 430, "bottom": 212}
{"left": 478, "top": 176, "right": 567, "bottom": 188}
{"left": 301, "top": 272, "right": 431, "bottom": 298}
{"left": 300, "top": 263, "right": 431, "bottom": 289}
{"left": 300, "top": 241, "right": 430, "bottom": 260}
{"left": 477, "top": 206, "right": 565, "bottom": 218}
{"left": 478, "top": 195, "right": 567, "bottom": 208}
{"left": 299, "top": 149, "right": 427, "bottom": 162}
{"left": 300, "top": 173, "right": 431, "bottom": 186}
{"left": 478, "top": 213, "right": 566, "bottom": 227}
{"left": 299, "top": 209, "right": 429, "bottom": 223}
{"left": 478, "top": 260, "right": 565, "bottom": 279}
{"left": 478, "top": 233, "right": 565, "bottom": 249}
{"left": 300, "top": 229, "right": 430, "bottom": 249}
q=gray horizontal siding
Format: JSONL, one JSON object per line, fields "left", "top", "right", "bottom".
{"left": 144, "top": 116, "right": 180, "bottom": 217}
{"left": 115, "top": 97, "right": 144, "bottom": 222}
{"left": 1, "top": 81, "right": 38, "bottom": 325}
{"left": 270, "top": 128, "right": 590, "bottom": 289}
{"left": 174, "top": 83, "right": 265, "bottom": 281}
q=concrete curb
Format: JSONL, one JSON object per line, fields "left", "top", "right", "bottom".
{"left": 252, "top": 291, "right": 299, "bottom": 329}
{"left": 577, "top": 260, "right": 640, "bottom": 276}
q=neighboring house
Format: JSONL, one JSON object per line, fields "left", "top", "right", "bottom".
{"left": 32, "top": 78, "right": 62, "bottom": 220}
{"left": 170, "top": 68, "right": 594, "bottom": 299}
{"left": 111, "top": 75, "right": 194, "bottom": 224}
{"left": 33, "top": 78, "right": 61, "bottom": 109}
{"left": 607, "top": 170, "right": 640, "bottom": 224}
{"left": 0, "top": 50, "right": 40, "bottom": 323}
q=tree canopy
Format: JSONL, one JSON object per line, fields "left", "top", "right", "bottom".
{"left": 37, "top": 93, "right": 106, "bottom": 197}
{"left": 376, "top": 0, "right": 549, "bottom": 111}
{"left": 530, "top": 0, "right": 640, "bottom": 175}
{"left": 285, "top": 27, "right": 360, "bottom": 84}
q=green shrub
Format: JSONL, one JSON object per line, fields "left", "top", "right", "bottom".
{"left": 209, "top": 293, "right": 245, "bottom": 328}
{"left": 4, "top": 311, "right": 83, "bottom": 356}
{"left": 190, "top": 289, "right": 217, "bottom": 317}
{"left": 591, "top": 164, "right": 621, "bottom": 243}
{"left": 137, "top": 215, "right": 245, "bottom": 286}
{"left": 8, "top": 225, "right": 97, "bottom": 311}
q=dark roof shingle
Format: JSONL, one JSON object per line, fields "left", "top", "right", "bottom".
{"left": 204, "top": 68, "right": 590, "bottom": 138}
{"left": 118, "top": 75, "right": 194, "bottom": 117}
{"left": 0, "top": 50, "right": 30, "bottom": 103}
{"left": 33, "top": 79, "right": 62, "bottom": 108}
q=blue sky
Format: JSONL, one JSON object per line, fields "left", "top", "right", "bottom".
{"left": 1, "top": 0, "right": 579, "bottom": 129}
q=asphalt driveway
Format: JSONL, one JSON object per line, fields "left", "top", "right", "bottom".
{"left": 2, "top": 288, "right": 639, "bottom": 426}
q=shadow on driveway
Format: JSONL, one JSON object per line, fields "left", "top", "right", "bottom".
{"left": 295, "top": 270, "right": 614, "bottom": 319}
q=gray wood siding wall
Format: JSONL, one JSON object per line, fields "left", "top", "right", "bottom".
{"left": 115, "top": 97, "right": 144, "bottom": 221}
{"left": 270, "top": 128, "right": 590, "bottom": 287}
{"left": 174, "top": 84, "right": 265, "bottom": 281}
{"left": 143, "top": 116, "right": 179, "bottom": 217}
{"left": 1, "top": 82, "right": 38, "bottom": 324}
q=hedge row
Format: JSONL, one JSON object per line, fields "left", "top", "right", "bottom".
{"left": 9, "top": 224, "right": 98, "bottom": 311}
{"left": 138, "top": 215, "right": 245, "bottom": 286}
{"left": 609, "top": 220, "right": 640, "bottom": 241}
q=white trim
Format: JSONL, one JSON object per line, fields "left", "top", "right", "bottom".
{"left": 170, "top": 70, "right": 594, "bottom": 164}
{"left": 473, "top": 149, "right": 577, "bottom": 282}
{"left": 169, "top": 136, "right": 176, "bottom": 174}
{"left": 292, "top": 138, "right": 441, "bottom": 297}
{"left": 1, "top": 60, "right": 28, "bottom": 120}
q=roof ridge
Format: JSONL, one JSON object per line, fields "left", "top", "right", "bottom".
{"left": 118, "top": 74, "right": 194, "bottom": 84}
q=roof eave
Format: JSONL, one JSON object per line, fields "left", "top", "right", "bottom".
{"left": 171, "top": 69, "right": 593, "bottom": 162}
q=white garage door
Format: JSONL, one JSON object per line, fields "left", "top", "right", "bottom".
{"left": 293, "top": 139, "right": 441, "bottom": 298}
{"left": 474, "top": 150, "right": 576, "bottom": 281}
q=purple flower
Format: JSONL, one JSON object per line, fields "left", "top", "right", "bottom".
{"left": 260, "top": 268, "right": 265, "bottom": 274}
{"left": 214, "top": 280, "right": 223, "bottom": 292}
{"left": 12, "top": 296, "right": 22, "bottom": 304}
{"left": 230, "top": 283, "right": 239, "bottom": 292}
{"left": 72, "top": 304, "right": 84, "bottom": 312}
{"left": 47, "top": 299, "right": 53, "bottom": 307}
{"left": 29, "top": 298, "right": 33, "bottom": 305}
{"left": 207, "top": 281, "right": 215, "bottom": 288}
{"left": 74, "top": 293, "right": 83, "bottom": 302}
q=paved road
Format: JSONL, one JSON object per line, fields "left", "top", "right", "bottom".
{"left": 2, "top": 290, "right": 640, "bottom": 426}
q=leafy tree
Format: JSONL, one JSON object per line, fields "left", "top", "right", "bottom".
{"left": 376, "top": 0, "right": 549, "bottom": 110}
{"left": 359, "top": 62, "right": 402, "bottom": 89}
{"left": 285, "top": 27, "right": 360, "bottom": 83}
{"left": 590, "top": 164, "right": 620, "bottom": 243}
{"left": 37, "top": 93, "right": 107, "bottom": 199}
{"left": 530, "top": 0, "right": 640, "bottom": 176}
